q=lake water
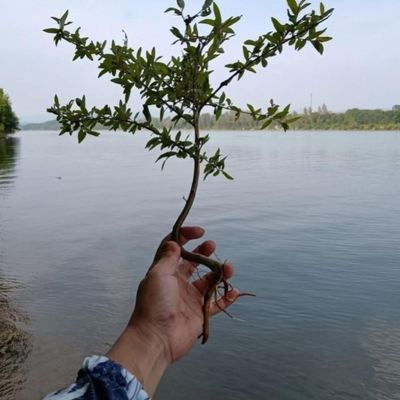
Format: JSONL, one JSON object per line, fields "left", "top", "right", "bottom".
{"left": 0, "top": 131, "right": 399, "bottom": 399}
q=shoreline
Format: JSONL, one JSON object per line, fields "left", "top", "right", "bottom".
{"left": 19, "top": 128, "right": 400, "bottom": 133}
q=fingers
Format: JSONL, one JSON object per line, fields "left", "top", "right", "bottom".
{"left": 210, "top": 288, "right": 240, "bottom": 316}
{"left": 153, "top": 226, "right": 205, "bottom": 263}
{"left": 192, "top": 262, "right": 234, "bottom": 295}
{"left": 177, "top": 226, "right": 205, "bottom": 245}
{"left": 179, "top": 240, "right": 216, "bottom": 278}
{"left": 148, "top": 241, "right": 181, "bottom": 275}
{"left": 161, "top": 226, "right": 205, "bottom": 246}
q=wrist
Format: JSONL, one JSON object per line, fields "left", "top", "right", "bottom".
{"left": 106, "top": 323, "right": 170, "bottom": 396}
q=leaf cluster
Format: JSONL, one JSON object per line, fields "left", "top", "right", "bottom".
{"left": 44, "top": 0, "right": 333, "bottom": 179}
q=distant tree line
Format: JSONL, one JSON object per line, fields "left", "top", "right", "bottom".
{"left": 154, "top": 105, "right": 400, "bottom": 131}
{"left": 23, "top": 105, "right": 400, "bottom": 132}
{"left": 0, "top": 89, "right": 19, "bottom": 136}
{"left": 289, "top": 105, "right": 400, "bottom": 131}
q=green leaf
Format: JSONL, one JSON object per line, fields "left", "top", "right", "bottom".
{"left": 311, "top": 40, "right": 324, "bottom": 54}
{"left": 146, "top": 137, "right": 160, "bottom": 150}
{"left": 203, "top": 0, "right": 213, "bottom": 9}
{"left": 324, "top": 7, "right": 334, "bottom": 18}
{"left": 78, "top": 129, "right": 86, "bottom": 143}
{"left": 295, "top": 39, "right": 306, "bottom": 50}
{"left": 76, "top": 96, "right": 86, "bottom": 109}
{"left": 177, "top": 0, "right": 185, "bottom": 9}
{"left": 244, "top": 39, "right": 257, "bottom": 46}
{"left": 165, "top": 7, "right": 181, "bottom": 15}
{"left": 242, "top": 45, "right": 250, "bottom": 60}
{"left": 215, "top": 106, "right": 222, "bottom": 120}
{"left": 245, "top": 65, "right": 256, "bottom": 73}
{"left": 156, "top": 151, "right": 177, "bottom": 169}
{"left": 318, "top": 36, "right": 332, "bottom": 43}
{"left": 222, "top": 170, "right": 234, "bottom": 180}
{"left": 154, "top": 62, "right": 169, "bottom": 75}
{"left": 281, "top": 122, "right": 289, "bottom": 131}
{"left": 286, "top": 116, "right": 301, "bottom": 123}
{"left": 200, "top": 18, "right": 215, "bottom": 26}
{"left": 60, "top": 10, "right": 69, "bottom": 25}
{"left": 271, "top": 17, "right": 284, "bottom": 34}
{"left": 247, "top": 104, "right": 255, "bottom": 114}
{"left": 201, "top": 8, "right": 212, "bottom": 17}
{"left": 287, "top": 0, "right": 299, "bottom": 15}
{"left": 143, "top": 105, "right": 152, "bottom": 123}
{"left": 213, "top": 2, "right": 221, "bottom": 24}
{"left": 309, "top": 27, "right": 327, "bottom": 39}
{"left": 299, "top": 1, "right": 311, "bottom": 9}
{"left": 43, "top": 28, "right": 59, "bottom": 34}
{"left": 170, "top": 27, "right": 183, "bottom": 40}
{"left": 225, "top": 15, "right": 242, "bottom": 27}
{"left": 261, "top": 119, "right": 272, "bottom": 129}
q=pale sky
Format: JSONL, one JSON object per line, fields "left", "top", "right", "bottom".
{"left": 1, "top": 1, "right": 399, "bottom": 122}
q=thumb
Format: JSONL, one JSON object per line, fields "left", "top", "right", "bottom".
{"left": 148, "top": 241, "right": 181, "bottom": 275}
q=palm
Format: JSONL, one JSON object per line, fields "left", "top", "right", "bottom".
{"left": 131, "top": 227, "right": 237, "bottom": 362}
{"left": 135, "top": 269, "right": 203, "bottom": 360}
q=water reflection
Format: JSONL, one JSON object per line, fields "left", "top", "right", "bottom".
{"left": 0, "top": 136, "right": 19, "bottom": 190}
{"left": 0, "top": 135, "right": 32, "bottom": 400}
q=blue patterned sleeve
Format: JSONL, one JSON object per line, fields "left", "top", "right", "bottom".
{"left": 43, "top": 355, "right": 150, "bottom": 400}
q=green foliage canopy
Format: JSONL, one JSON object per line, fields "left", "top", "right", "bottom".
{"left": 45, "top": 0, "right": 333, "bottom": 179}
{"left": 0, "top": 89, "right": 19, "bottom": 135}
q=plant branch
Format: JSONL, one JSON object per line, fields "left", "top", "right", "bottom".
{"left": 203, "top": 13, "right": 332, "bottom": 106}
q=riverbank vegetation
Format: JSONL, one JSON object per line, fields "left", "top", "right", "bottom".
{"left": 289, "top": 106, "right": 400, "bottom": 131}
{"left": 0, "top": 89, "right": 19, "bottom": 137}
{"left": 156, "top": 106, "right": 400, "bottom": 131}
{"left": 23, "top": 107, "right": 400, "bottom": 131}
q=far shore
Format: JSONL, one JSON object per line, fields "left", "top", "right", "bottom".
{"left": 19, "top": 126, "right": 400, "bottom": 133}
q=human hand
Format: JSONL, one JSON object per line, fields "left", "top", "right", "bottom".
{"left": 132, "top": 226, "right": 240, "bottom": 361}
{"left": 106, "top": 226, "right": 240, "bottom": 395}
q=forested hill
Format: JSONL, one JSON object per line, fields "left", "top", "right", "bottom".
{"left": 290, "top": 108, "right": 400, "bottom": 131}
{"left": 22, "top": 108, "right": 400, "bottom": 131}
{"left": 22, "top": 119, "right": 59, "bottom": 130}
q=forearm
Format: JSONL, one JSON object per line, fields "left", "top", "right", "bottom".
{"left": 106, "top": 324, "right": 171, "bottom": 397}
{"left": 43, "top": 325, "right": 169, "bottom": 400}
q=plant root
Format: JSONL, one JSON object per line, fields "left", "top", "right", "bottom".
{"left": 178, "top": 241, "right": 256, "bottom": 344}
{"left": 201, "top": 267, "right": 226, "bottom": 344}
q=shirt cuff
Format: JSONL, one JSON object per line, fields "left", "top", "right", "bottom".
{"left": 43, "top": 355, "right": 150, "bottom": 400}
